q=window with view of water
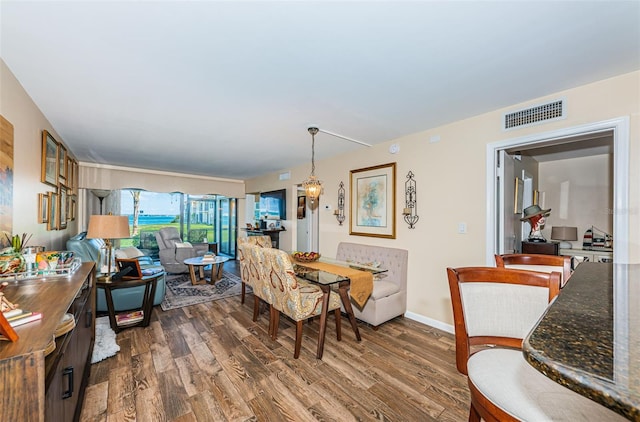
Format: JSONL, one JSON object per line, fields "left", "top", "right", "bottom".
{"left": 119, "top": 190, "right": 237, "bottom": 258}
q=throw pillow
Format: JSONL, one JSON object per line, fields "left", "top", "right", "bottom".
{"left": 175, "top": 242, "right": 193, "bottom": 248}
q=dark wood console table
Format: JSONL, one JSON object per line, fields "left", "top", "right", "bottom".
{"left": 521, "top": 241, "right": 559, "bottom": 255}
{"left": 0, "top": 262, "right": 96, "bottom": 421}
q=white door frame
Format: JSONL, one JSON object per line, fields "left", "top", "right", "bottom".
{"left": 485, "top": 116, "right": 630, "bottom": 265}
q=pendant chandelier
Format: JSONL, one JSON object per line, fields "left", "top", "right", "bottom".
{"left": 302, "top": 127, "right": 322, "bottom": 204}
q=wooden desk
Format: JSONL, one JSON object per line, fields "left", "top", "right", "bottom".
{"left": 524, "top": 263, "right": 639, "bottom": 420}
{"left": 97, "top": 272, "right": 163, "bottom": 333}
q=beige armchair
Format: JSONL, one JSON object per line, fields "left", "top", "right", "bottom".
{"left": 155, "top": 227, "right": 207, "bottom": 273}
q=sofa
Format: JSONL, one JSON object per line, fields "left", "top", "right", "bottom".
{"left": 67, "top": 232, "right": 166, "bottom": 312}
{"left": 336, "top": 242, "right": 408, "bottom": 328}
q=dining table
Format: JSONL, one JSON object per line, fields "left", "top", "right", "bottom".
{"left": 292, "top": 256, "right": 387, "bottom": 359}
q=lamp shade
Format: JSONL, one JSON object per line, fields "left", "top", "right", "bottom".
{"left": 86, "top": 215, "right": 130, "bottom": 239}
{"left": 551, "top": 226, "right": 577, "bottom": 249}
{"left": 550, "top": 226, "right": 578, "bottom": 241}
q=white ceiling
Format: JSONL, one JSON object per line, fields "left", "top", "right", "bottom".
{"left": 2, "top": 1, "right": 639, "bottom": 180}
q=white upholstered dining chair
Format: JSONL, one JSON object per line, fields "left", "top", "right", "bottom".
{"left": 446, "top": 266, "right": 625, "bottom": 421}
{"left": 495, "top": 253, "right": 572, "bottom": 287}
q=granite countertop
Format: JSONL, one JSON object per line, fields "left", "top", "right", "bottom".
{"left": 523, "top": 262, "right": 640, "bottom": 421}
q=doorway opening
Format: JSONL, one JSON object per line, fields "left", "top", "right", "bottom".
{"left": 486, "top": 117, "right": 629, "bottom": 265}
{"left": 295, "top": 186, "right": 320, "bottom": 252}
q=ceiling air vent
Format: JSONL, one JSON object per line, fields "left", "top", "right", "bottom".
{"left": 503, "top": 99, "right": 566, "bottom": 130}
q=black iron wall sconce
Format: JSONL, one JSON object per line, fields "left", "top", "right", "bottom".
{"left": 402, "top": 171, "right": 419, "bottom": 228}
{"left": 334, "top": 181, "right": 346, "bottom": 225}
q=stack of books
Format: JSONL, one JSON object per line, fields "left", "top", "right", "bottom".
{"left": 4, "top": 309, "right": 43, "bottom": 327}
{"left": 116, "top": 310, "right": 144, "bottom": 327}
{"left": 201, "top": 253, "right": 216, "bottom": 262}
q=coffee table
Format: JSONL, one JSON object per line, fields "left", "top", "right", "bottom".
{"left": 183, "top": 256, "right": 230, "bottom": 285}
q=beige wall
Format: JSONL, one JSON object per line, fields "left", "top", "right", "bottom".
{"left": 0, "top": 59, "right": 78, "bottom": 250}
{"left": 246, "top": 70, "right": 640, "bottom": 330}
{"left": 3, "top": 53, "right": 638, "bottom": 329}
{"left": 539, "top": 154, "right": 612, "bottom": 248}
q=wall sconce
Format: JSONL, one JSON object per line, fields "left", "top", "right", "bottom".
{"left": 403, "top": 171, "right": 419, "bottom": 228}
{"left": 334, "top": 181, "right": 346, "bottom": 225}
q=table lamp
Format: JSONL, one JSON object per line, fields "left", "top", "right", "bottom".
{"left": 86, "top": 214, "right": 130, "bottom": 281}
{"left": 550, "top": 226, "right": 578, "bottom": 249}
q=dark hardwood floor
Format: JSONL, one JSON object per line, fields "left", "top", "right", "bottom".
{"left": 80, "top": 260, "right": 470, "bottom": 421}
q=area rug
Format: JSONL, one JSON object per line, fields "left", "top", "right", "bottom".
{"left": 91, "top": 316, "right": 120, "bottom": 364}
{"left": 160, "top": 271, "right": 246, "bottom": 311}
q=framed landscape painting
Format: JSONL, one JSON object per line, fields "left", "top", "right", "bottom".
{"left": 349, "top": 162, "right": 396, "bottom": 239}
{"left": 41, "top": 130, "right": 58, "bottom": 187}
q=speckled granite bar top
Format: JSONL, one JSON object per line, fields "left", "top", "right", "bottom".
{"left": 523, "top": 262, "right": 640, "bottom": 421}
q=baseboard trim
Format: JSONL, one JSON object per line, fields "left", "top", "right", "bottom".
{"left": 405, "top": 311, "right": 454, "bottom": 335}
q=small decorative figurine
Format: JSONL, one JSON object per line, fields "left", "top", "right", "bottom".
{"left": 520, "top": 205, "right": 551, "bottom": 242}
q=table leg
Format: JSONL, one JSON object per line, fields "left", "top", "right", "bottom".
{"left": 103, "top": 286, "right": 119, "bottom": 333}
{"left": 188, "top": 264, "right": 206, "bottom": 285}
{"left": 212, "top": 262, "right": 225, "bottom": 281}
{"left": 316, "top": 286, "right": 331, "bottom": 359}
{"left": 338, "top": 280, "right": 361, "bottom": 341}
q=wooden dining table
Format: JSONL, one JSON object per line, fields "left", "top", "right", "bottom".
{"left": 293, "top": 256, "right": 387, "bottom": 359}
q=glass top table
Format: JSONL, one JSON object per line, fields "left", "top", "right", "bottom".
{"left": 290, "top": 255, "right": 387, "bottom": 359}
{"left": 292, "top": 256, "right": 387, "bottom": 285}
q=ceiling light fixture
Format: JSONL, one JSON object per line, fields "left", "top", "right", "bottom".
{"left": 302, "top": 127, "right": 323, "bottom": 204}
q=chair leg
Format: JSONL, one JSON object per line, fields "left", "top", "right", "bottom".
{"left": 468, "top": 403, "right": 481, "bottom": 422}
{"left": 241, "top": 282, "right": 246, "bottom": 304}
{"left": 334, "top": 309, "right": 342, "bottom": 341}
{"left": 252, "top": 296, "right": 260, "bottom": 322}
{"left": 271, "top": 308, "right": 280, "bottom": 341}
{"left": 294, "top": 320, "right": 303, "bottom": 359}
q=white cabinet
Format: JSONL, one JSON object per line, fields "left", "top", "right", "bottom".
{"left": 560, "top": 248, "right": 613, "bottom": 269}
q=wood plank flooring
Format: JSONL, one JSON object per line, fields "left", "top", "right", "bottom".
{"left": 80, "top": 261, "right": 470, "bottom": 421}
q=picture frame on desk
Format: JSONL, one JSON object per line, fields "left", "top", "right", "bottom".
{"left": 115, "top": 258, "right": 142, "bottom": 280}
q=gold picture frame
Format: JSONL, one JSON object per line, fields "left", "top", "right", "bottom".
{"left": 58, "top": 186, "right": 67, "bottom": 230}
{"left": 47, "top": 191, "right": 58, "bottom": 230}
{"left": 38, "top": 193, "right": 49, "bottom": 224}
{"left": 41, "top": 130, "right": 58, "bottom": 187}
{"left": 514, "top": 177, "right": 524, "bottom": 214}
{"left": 349, "top": 162, "right": 396, "bottom": 239}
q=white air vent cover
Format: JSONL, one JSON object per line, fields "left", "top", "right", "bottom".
{"left": 503, "top": 99, "right": 566, "bottom": 130}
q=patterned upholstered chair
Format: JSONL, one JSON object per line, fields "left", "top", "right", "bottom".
{"left": 237, "top": 242, "right": 275, "bottom": 332}
{"left": 257, "top": 247, "right": 342, "bottom": 359}
{"left": 495, "top": 253, "right": 572, "bottom": 287}
{"left": 446, "top": 267, "right": 624, "bottom": 421}
{"left": 237, "top": 235, "right": 272, "bottom": 304}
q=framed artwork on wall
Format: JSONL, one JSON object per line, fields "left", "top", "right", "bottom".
{"left": 41, "top": 130, "right": 58, "bottom": 187}
{"left": 38, "top": 193, "right": 49, "bottom": 223}
{"left": 514, "top": 177, "right": 524, "bottom": 214}
{"left": 349, "top": 162, "right": 396, "bottom": 239}
{"left": 47, "top": 191, "right": 58, "bottom": 230}
{"left": 58, "top": 143, "right": 67, "bottom": 184}
{"left": 58, "top": 187, "right": 67, "bottom": 230}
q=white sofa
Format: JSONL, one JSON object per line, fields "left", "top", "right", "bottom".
{"left": 336, "top": 242, "right": 408, "bottom": 329}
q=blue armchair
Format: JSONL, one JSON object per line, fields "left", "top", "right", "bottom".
{"left": 67, "top": 232, "right": 166, "bottom": 312}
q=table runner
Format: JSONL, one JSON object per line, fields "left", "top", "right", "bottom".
{"left": 296, "top": 261, "right": 373, "bottom": 308}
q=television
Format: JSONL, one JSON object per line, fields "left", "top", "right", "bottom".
{"left": 260, "top": 189, "right": 286, "bottom": 220}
